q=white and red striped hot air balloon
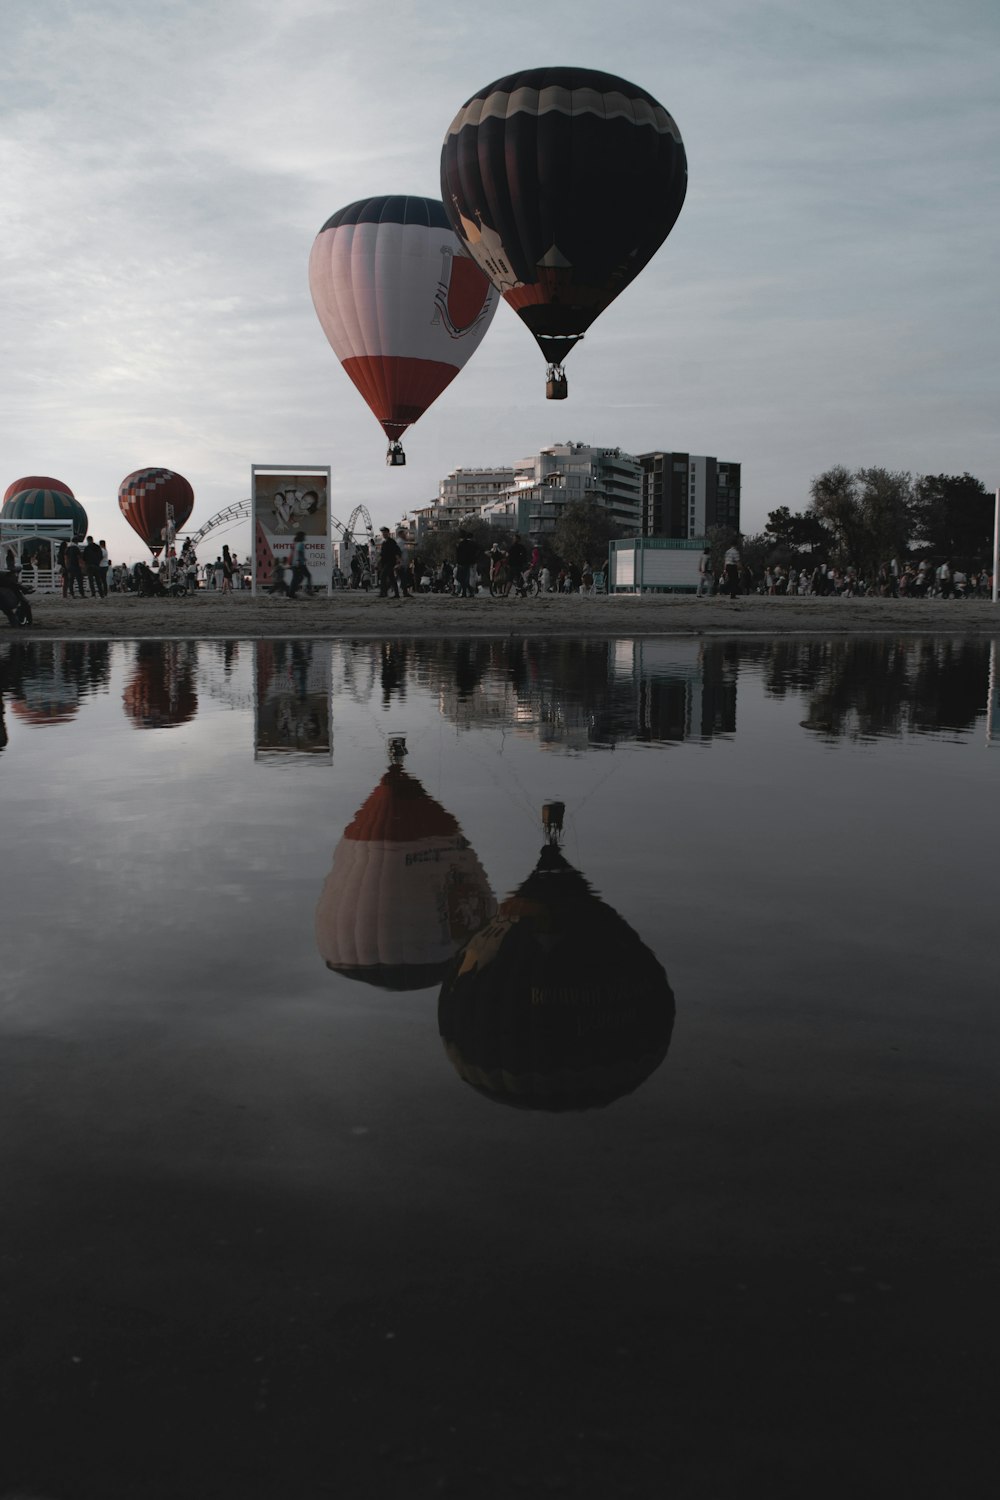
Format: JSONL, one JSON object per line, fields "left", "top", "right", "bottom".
{"left": 315, "top": 741, "right": 496, "bottom": 991}
{"left": 308, "top": 194, "right": 499, "bottom": 466}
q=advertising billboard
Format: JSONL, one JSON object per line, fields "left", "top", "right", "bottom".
{"left": 251, "top": 465, "right": 331, "bottom": 593}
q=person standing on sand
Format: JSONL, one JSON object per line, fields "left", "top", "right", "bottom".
{"left": 378, "top": 528, "right": 402, "bottom": 598}
{"left": 723, "top": 543, "right": 741, "bottom": 600}
{"left": 455, "top": 531, "right": 477, "bottom": 597}
{"left": 66, "top": 539, "right": 86, "bottom": 598}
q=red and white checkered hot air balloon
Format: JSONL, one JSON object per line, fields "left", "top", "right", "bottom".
{"left": 315, "top": 739, "right": 496, "bottom": 991}
{"left": 118, "top": 468, "right": 194, "bottom": 557}
{"left": 308, "top": 195, "right": 499, "bottom": 466}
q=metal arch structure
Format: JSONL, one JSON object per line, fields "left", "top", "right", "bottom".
{"left": 344, "top": 505, "right": 375, "bottom": 551}
{"left": 185, "top": 499, "right": 377, "bottom": 550}
{"left": 186, "top": 500, "right": 252, "bottom": 546}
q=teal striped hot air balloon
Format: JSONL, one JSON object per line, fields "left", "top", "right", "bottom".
{"left": 1, "top": 487, "right": 89, "bottom": 540}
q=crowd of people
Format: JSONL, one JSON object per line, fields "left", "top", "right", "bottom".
{"left": 335, "top": 529, "right": 602, "bottom": 600}
{"left": 6, "top": 532, "right": 994, "bottom": 619}
{"left": 702, "top": 546, "right": 993, "bottom": 600}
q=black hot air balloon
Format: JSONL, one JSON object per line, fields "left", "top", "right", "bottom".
{"left": 438, "top": 803, "right": 675, "bottom": 1110}
{"left": 440, "top": 66, "right": 687, "bottom": 398}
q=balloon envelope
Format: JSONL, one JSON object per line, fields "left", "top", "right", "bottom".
{"left": 118, "top": 468, "right": 194, "bottom": 556}
{"left": 441, "top": 66, "right": 687, "bottom": 369}
{"left": 438, "top": 842, "right": 674, "bottom": 1110}
{"left": 3, "top": 475, "right": 74, "bottom": 503}
{"left": 316, "top": 762, "right": 496, "bottom": 991}
{"left": 1, "top": 488, "right": 88, "bottom": 540}
{"left": 308, "top": 195, "right": 498, "bottom": 452}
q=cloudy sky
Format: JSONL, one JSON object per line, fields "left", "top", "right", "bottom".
{"left": 2, "top": 0, "right": 997, "bottom": 563}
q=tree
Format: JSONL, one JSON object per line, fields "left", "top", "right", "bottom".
{"left": 551, "top": 501, "right": 626, "bottom": 569}
{"left": 912, "top": 473, "right": 993, "bottom": 566}
{"left": 809, "top": 466, "right": 914, "bottom": 576}
{"left": 418, "top": 517, "right": 496, "bottom": 569}
{"left": 764, "top": 506, "right": 829, "bottom": 557}
{"left": 809, "top": 466, "right": 866, "bottom": 569}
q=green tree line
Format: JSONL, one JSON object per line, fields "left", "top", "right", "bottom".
{"left": 709, "top": 469, "right": 993, "bottom": 581}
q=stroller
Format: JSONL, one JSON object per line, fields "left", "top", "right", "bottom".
{"left": 0, "top": 571, "right": 33, "bottom": 627}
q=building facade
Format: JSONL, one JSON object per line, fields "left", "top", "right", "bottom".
{"left": 480, "top": 442, "right": 643, "bottom": 538}
{"left": 639, "top": 453, "right": 741, "bottom": 539}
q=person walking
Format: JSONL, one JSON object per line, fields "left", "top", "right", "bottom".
{"left": 723, "top": 542, "right": 741, "bottom": 600}
{"left": 395, "top": 532, "right": 412, "bottom": 597}
{"left": 97, "top": 540, "right": 110, "bottom": 598}
{"left": 697, "top": 548, "right": 714, "bottom": 596}
{"left": 378, "top": 527, "right": 402, "bottom": 598}
{"left": 288, "top": 531, "right": 312, "bottom": 598}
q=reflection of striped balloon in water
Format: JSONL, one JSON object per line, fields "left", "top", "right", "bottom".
{"left": 308, "top": 195, "right": 498, "bottom": 463}
{"left": 316, "top": 759, "right": 496, "bottom": 992}
{"left": 438, "top": 806, "right": 674, "bottom": 1110}
{"left": 122, "top": 643, "right": 198, "bottom": 730}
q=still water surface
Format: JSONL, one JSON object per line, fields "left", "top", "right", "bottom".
{"left": 1, "top": 636, "right": 996, "bottom": 1498}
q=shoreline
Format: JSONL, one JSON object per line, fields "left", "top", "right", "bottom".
{"left": 8, "top": 590, "right": 1000, "bottom": 640}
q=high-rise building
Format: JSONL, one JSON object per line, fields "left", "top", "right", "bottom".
{"left": 481, "top": 442, "right": 643, "bottom": 538}
{"left": 639, "top": 453, "right": 741, "bottom": 538}
{"left": 413, "top": 465, "right": 517, "bottom": 538}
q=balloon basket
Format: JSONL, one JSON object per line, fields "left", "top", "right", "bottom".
{"left": 545, "top": 366, "right": 568, "bottom": 400}
{"left": 386, "top": 443, "right": 406, "bottom": 467}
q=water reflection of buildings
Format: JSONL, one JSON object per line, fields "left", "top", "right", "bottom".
{"left": 412, "top": 638, "right": 991, "bottom": 747}
{"left": 423, "top": 639, "right": 737, "bottom": 748}
{"left": 438, "top": 802, "right": 675, "bottom": 1111}
{"left": 316, "top": 738, "right": 495, "bottom": 990}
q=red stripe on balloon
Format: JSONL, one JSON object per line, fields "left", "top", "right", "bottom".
{"left": 340, "top": 356, "right": 464, "bottom": 441}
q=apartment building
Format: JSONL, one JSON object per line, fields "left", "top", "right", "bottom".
{"left": 639, "top": 453, "right": 741, "bottom": 538}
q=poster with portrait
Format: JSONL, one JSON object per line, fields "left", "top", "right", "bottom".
{"left": 251, "top": 465, "right": 331, "bottom": 593}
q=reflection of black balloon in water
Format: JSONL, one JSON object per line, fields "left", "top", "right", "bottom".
{"left": 315, "top": 738, "right": 496, "bottom": 991}
{"left": 439, "top": 803, "right": 674, "bottom": 1110}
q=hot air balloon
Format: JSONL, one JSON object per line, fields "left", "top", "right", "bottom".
{"left": 316, "top": 737, "right": 496, "bottom": 990}
{"left": 440, "top": 67, "right": 687, "bottom": 399}
{"left": 2, "top": 487, "right": 88, "bottom": 540}
{"left": 3, "top": 476, "right": 75, "bottom": 503}
{"left": 122, "top": 642, "right": 198, "bottom": 730}
{"left": 438, "top": 803, "right": 674, "bottom": 1110}
{"left": 9, "top": 643, "right": 83, "bottom": 727}
{"left": 308, "top": 195, "right": 499, "bottom": 466}
{"left": 118, "top": 468, "right": 194, "bottom": 557}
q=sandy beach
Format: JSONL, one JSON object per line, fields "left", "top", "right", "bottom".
{"left": 11, "top": 588, "right": 1000, "bottom": 639}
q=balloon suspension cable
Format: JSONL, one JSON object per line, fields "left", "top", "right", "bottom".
{"left": 386, "top": 441, "right": 406, "bottom": 467}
